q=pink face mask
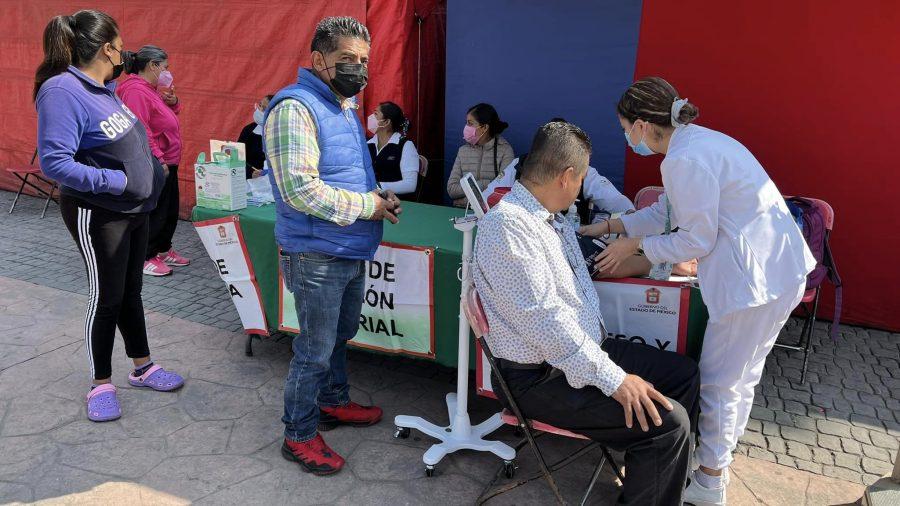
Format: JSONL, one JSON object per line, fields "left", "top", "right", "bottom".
{"left": 463, "top": 124, "right": 482, "bottom": 145}
{"left": 367, "top": 114, "right": 381, "bottom": 134}
{"left": 157, "top": 70, "right": 173, "bottom": 89}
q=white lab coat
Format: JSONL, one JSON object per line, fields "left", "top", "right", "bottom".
{"left": 619, "top": 124, "right": 816, "bottom": 322}
{"left": 486, "top": 159, "right": 635, "bottom": 219}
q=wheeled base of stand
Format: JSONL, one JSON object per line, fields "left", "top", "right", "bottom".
{"left": 394, "top": 393, "right": 515, "bottom": 476}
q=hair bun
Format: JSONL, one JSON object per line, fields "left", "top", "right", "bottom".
{"left": 677, "top": 102, "right": 700, "bottom": 125}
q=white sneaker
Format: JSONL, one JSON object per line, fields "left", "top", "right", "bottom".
{"left": 683, "top": 471, "right": 726, "bottom": 506}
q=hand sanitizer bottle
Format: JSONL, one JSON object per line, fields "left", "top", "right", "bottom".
{"left": 568, "top": 202, "right": 580, "bottom": 230}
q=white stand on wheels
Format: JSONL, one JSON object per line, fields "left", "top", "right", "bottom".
{"left": 393, "top": 215, "right": 516, "bottom": 477}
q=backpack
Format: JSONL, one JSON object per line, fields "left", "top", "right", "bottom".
{"left": 784, "top": 197, "right": 843, "bottom": 340}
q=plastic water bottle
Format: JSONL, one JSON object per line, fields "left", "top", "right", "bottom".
{"left": 649, "top": 261, "right": 674, "bottom": 281}
{"left": 567, "top": 202, "right": 580, "bottom": 230}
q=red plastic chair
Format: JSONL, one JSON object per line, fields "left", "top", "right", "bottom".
{"left": 7, "top": 149, "right": 57, "bottom": 218}
{"left": 774, "top": 196, "right": 835, "bottom": 383}
{"left": 486, "top": 187, "right": 511, "bottom": 208}
{"left": 464, "top": 286, "right": 622, "bottom": 505}
{"left": 633, "top": 185, "right": 665, "bottom": 210}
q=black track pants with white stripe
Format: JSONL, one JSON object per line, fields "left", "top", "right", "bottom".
{"left": 60, "top": 194, "right": 151, "bottom": 380}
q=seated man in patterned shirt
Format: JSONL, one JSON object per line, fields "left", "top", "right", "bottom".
{"left": 473, "top": 121, "right": 700, "bottom": 506}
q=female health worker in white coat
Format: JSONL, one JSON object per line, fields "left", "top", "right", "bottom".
{"left": 581, "top": 77, "right": 816, "bottom": 506}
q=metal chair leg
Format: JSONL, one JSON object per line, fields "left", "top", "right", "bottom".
{"left": 520, "top": 425, "right": 566, "bottom": 504}
{"left": 801, "top": 290, "right": 822, "bottom": 383}
{"left": 41, "top": 185, "right": 56, "bottom": 219}
{"left": 602, "top": 446, "right": 624, "bottom": 482}
{"left": 9, "top": 175, "right": 28, "bottom": 214}
{"left": 580, "top": 452, "right": 607, "bottom": 506}
{"left": 799, "top": 314, "right": 811, "bottom": 383}
{"left": 477, "top": 439, "right": 599, "bottom": 505}
{"left": 798, "top": 310, "right": 811, "bottom": 346}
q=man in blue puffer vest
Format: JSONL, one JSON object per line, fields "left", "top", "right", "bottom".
{"left": 263, "top": 16, "right": 402, "bottom": 476}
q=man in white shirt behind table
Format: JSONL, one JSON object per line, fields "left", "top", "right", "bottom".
{"left": 473, "top": 121, "right": 700, "bottom": 506}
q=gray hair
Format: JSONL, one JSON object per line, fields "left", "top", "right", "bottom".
{"left": 521, "top": 122, "right": 592, "bottom": 184}
{"left": 122, "top": 45, "right": 167, "bottom": 74}
{"left": 310, "top": 16, "right": 370, "bottom": 55}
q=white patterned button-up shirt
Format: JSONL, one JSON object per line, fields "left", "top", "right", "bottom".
{"left": 473, "top": 182, "right": 626, "bottom": 396}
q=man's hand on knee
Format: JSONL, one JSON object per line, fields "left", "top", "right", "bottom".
{"left": 611, "top": 374, "right": 674, "bottom": 432}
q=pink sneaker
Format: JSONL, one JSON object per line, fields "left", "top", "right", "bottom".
{"left": 143, "top": 257, "right": 173, "bottom": 277}
{"left": 160, "top": 249, "right": 190, "bottom": 267}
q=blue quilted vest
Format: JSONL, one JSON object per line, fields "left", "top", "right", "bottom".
{"left": 264, "top": 68, "right": 382, "bottom": 260}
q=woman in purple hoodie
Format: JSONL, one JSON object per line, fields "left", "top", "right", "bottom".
{"left": 34, "top": 10, "right": 184, "bottom": 423}
{"left": 117, "top": 45, "right": 190, "bottom": 277}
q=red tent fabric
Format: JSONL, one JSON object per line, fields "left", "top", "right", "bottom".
{"left": 0, "top": 0, "right": 445, "bottom": 215}
{"left": 628, "top": 1, "right": 900, "bottom": 331}
{"left": 365, "top": 0, "right": 446, "bottom": 202}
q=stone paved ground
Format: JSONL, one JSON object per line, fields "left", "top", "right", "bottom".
{"left": 0, "top": 192, "right": 244, "bottom": 334}
{"left": 0, "top": 275, "right": 865, "bottom": 505}
{"left": 1, "top": 191, "right": 898, "bottom": 489}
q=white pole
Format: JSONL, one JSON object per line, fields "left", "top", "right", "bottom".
{"left": 452, "top": 225, "right": 474, "bottom": 435}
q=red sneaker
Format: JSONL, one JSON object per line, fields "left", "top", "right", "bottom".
{"left": 281, "top": 434, "right": 344, "bottom": 476}
{"left": 318, "top": 401, "right": 383, "bottom": 431}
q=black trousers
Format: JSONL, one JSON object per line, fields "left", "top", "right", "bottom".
{"left": 495, "top": 339, "right": 700, "bottom": 506}
{"left": 60, "top": 195, "right": 151, "bottom": 380}
{"left": 146, "top": 164, "right": 180, "bottom": 259}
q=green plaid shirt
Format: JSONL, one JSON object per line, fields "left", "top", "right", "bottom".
{"left": 264, "top": 98, "right": 376, "bottom": 226}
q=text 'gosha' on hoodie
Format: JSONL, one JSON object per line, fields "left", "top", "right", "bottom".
{"left": 116, "top": 73, "right": 183, "bottom": 165}
{"left": 36, "top": 66, "right": 164, "bottom": 213}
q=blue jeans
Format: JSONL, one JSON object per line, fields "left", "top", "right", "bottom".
{"left": 280, "top": 251, "right": 365, "bottom": 442}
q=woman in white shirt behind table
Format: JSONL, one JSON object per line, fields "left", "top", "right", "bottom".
{"left": 581, "top": 77, "right": 815, "bottom": 506}
{"left": 367, "top": 101, "right": 419, "bottom": 199}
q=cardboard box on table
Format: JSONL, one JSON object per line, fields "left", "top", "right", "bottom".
{"left": 194, "top": 141, "right": 247, "bottom": 211}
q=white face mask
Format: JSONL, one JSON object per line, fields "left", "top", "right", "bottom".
{"left": 253, "top": 108, "right": 265, "bottom": 126}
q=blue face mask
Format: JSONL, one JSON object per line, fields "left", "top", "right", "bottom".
{"left": 625, "top": 121, "right": 655, "bottom": 156}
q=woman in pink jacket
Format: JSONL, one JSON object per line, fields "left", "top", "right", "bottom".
{"left": 117, "top": 45, "right": 190, "bottom": 276}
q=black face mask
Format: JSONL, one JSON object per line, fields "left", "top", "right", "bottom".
{"left": 326, "top": 62, "right": 368, "bottom": 98}
{"left": 107, "top": 46, "right": 124, "bottom": 82}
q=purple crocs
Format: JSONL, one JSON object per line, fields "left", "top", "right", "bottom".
{"left": 86, "top": 383, "right": 121, "bottom": 422}
{"left": 128, "top": 364, "right": 184, "bottom": 392}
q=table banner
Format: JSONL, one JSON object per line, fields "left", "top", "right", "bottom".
{"left": 279, "top": 242, "right": 436, "bottom": 358}
{"left": 193, "top": 216, "right": 268, "bottom": 335}
{"left": 477, "top": 278, "right": 691, "bottom": 398}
